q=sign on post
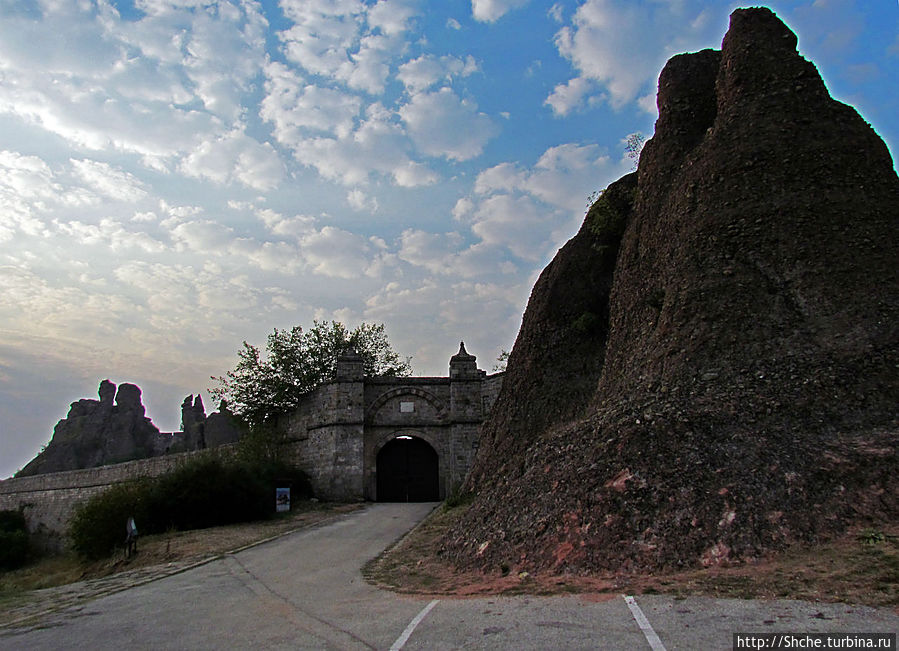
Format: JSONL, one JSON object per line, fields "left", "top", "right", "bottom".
{"left": 276, "top": 487, "right": 290, "bottom": 512}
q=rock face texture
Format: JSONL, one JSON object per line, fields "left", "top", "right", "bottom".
{"left": 17, "top": 381, "right": 163, "bottom": 477}
{"left": 445, "top": 8, "right": 898, "bottom": 573}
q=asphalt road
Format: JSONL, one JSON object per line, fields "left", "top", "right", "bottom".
{"left": 2, "top": 503, "right": 896, "bottom": 650}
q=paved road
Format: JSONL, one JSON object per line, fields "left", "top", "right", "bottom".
{"left": 2, "top": 504, "right": 896, "bottom": 650}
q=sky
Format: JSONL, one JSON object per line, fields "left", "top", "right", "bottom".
{"left": 1, "top": 0, "right": 896, "bottom": 479}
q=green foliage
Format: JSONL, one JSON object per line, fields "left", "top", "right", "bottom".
{"left": 69, "top": 456, "right": 312, "bottom": 560}
{"left": 625, "top": 132, "right": 646, "bottom": 169}
{"left": 211, "top": 320, "right": 412, "bottom": 427}
{"left": 571, "top": 311, "right": 601, "bottom": 334}
{"left": 492, "top": 349, "right": 510, "bottom": 373}
{"left": 586, "top": 173, "right": 639, "bottom": 256}
{"left": 69, "top": 482, "right": 149, "bottom": 560}
{"left": 587, "top": 191, "right": 629, "bottom": 242}
{"left": 0, "top": 510, "right": 29, "bottom": 570}
{"left": 443, "top": 489, "right": 475, "bottom": 511}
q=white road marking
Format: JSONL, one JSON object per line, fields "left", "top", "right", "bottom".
{"left": 624, "top": 595, "right": 667, "bottom": 651}
{"left": 389, "top": 599, "right": 439, "bottom": 651}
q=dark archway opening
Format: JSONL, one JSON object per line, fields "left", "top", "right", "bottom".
{"left": 376, "top": 436, "right": 439, "bottom": 502}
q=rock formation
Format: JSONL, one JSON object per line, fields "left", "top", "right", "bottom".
{"left": 204, "top": 401, "right": 245, "bottom": 448}
{"left": 17, "top": 380, "right": 163, "bottom": 476}
{"left": 444, "top": 7, "right": 898, "bottom": 573}
{"left": 180, "top": 394, "right": 207, "bottom": 451}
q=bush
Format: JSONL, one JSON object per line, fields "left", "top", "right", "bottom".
{"left": 69, "top": 482, "right": 150, "bottom": 560}
{"left": 69, "top": 455, "right": 312, "bottom": 559}
{"left": 0, "top": 510, "right": 29, "bottom": 570}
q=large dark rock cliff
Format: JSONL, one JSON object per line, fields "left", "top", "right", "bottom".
{"left": 445, "top": 8, "right": 898, "bottom": 573}
{"left": 17, "top": 380, "right": 163, "bottom": 476}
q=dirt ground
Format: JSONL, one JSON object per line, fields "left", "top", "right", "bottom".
{"left": 365, "top": 504, "right": 899, "bottom": 610}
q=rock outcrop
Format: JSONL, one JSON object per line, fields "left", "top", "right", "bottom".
{"left": 17, "top": 381, "right": 163, "bottom": 476}
{"left": 444, "top": 8, "right": 898, "bottom": 574}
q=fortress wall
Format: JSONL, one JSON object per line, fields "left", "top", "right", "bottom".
{"left": 481, "top": 372, "right": 505, "bottom": 414}
{"left": 0, "top": 446, "right": 234, "bottom": 551}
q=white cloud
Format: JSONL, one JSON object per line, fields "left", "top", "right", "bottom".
{"left": 53, "top": 218, "right": 166, "bottom": 254}
{"left": 255, "top": 209, "right": 316, "bottom": 239}
{"left": 455, "top": 142, "right": 630, "bottom": 262}
{"left": 397, "top": 54, "right": 478, "bottom": 92}
{"left": 0, "top": 0, "right": 269, "bottom": 172}
{"left": 261, "top": 62, "right": 362, "bottom": 139}
{"left": 472, "top": 0, "right": 530, "bottom": 23}
{"left": 298, "top": 225, "right": 379, "bottom": 279}
{"left": 544, "top": 77, "right": 595, "bottom": 116}
{"left": 399, "top": 88, "right": 497, "bottom": 161}
{"left": 347, "top": 189, "right": 379, "bottom": 212}
{"left": 290, "top": 103, "right": 438, "bottom": 187}
{"left": 169, "top": 219, "right": 235, "bottom": 253}
{"left": 551, "top": 0, "right": 720, "bottom": 111}
{"left": 277, "top": 0, "right": 416, "bottom": 94}
{"left": 180, "top": 130, "right": 284, "bottom": 191}
{"left": 69, "top": 159, "right": 147, "bottom": 202}
{"left": 367, "top": 0, "right": 419, "bottom": 36}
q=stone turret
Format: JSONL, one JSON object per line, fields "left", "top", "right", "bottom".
{"left": 336, "top": 347, "right": 365, "bottom": 381}
{"left": 449, "top": 341, "right": 479, "bottom": 379}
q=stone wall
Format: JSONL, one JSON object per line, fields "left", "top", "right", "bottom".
{"left": 0, "top": 447, "right": 233, "bottom": 551}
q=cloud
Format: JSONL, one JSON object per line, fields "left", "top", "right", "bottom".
{"left": 347, "top": 189, "right": 379, "bottom": 212}
{"left": 169, "top": 219, "right": 236, "bottom": 254}
{"left": 277, "top": 0, "right": 416, "bottom": 94}
{"left": 53, "top": 218, "right": 166, "bottom": 254}
{"left": 298, "top": 226, "right": 381, "bottom": 279}
{"left": 397, "top": 54, "right": 478, "bottom": 92}
{"left": 454, "top": 142, "right": 630, "bottom": 261}
{"left": 261, "top": 62, "right": 362, "bottom": 139}
{"left": 0, "top": 0, "right": 268, "bottom": 171}
{"left": 180, "top": 130, "right": 284, "bottom": 191}
{"left": 289, "top": 103, "right": 438, "bottom": 187}
{"left": 544, "top": 77, "right": 595, "bottom": 117}
{"left": 551, "top": 0, "right": 722, "bottom": 112}
{"left": 69, "top": 159, "right": 148, "bottom": 202}
{"left": 399, "top": 88, "right": 497, "bottom": 161}
{"left": 471, "top": 0, "right": 530, "bottom": 23}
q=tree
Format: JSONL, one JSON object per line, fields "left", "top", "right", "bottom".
{"left": 625, "top": 132, "right": 645, "bottom": 169}
{"left": 211, "top": 321, "right": 412, "bottom": 427}
{"left": 492, "top": 349, "right": 510, "bottom": 373}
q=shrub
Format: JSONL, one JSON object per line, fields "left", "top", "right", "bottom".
{"left": 69, "top": 455, "right": 312, "bottom": 559}
{"left": 69, "top": 482, "right": 150, "bottom": 560}
{"left": 0, "top": 510, "right": 29, "bottom": 570}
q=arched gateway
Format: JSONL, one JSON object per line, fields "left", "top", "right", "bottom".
{"left": 376, "top": 436, "right": 439, "bottom": 502}
{"left": 278, "top": 342, "right": 504, "bottom": 502}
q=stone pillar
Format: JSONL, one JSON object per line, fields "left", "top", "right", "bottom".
{"left": 330, "top": 348, "right": 366, "bottom": 500}
{"left": 449, "top": 342, "right": 484, "bottom": 494}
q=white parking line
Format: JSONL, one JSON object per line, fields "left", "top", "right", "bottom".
{"left": 624, "top": 595, "right": 667, "bottom": 651}
{"left": 389, "top": 599, "right": 440, "bottom": 651}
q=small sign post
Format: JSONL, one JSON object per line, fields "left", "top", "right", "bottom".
{"left": 276, "top": 487, "right": 290, "bottom": 512}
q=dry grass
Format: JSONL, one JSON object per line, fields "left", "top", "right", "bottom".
{"left": 366, "top": 504, "right": 899, "bottom": 608}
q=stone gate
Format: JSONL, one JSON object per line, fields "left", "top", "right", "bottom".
{"left": 280, "top": 343, "right": 503, "bottom": 502}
